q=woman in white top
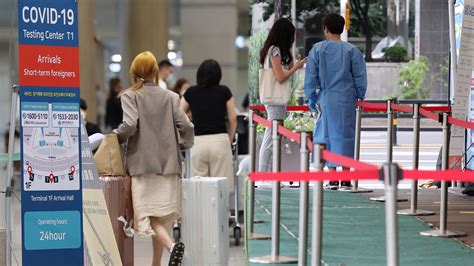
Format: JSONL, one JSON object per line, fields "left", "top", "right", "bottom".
{"left": 258, "top": 18, "right": 306, "bottom": 172}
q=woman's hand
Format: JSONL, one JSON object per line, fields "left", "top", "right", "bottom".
{"left": 294, "top": 57, "right": 307, "bottom": 69}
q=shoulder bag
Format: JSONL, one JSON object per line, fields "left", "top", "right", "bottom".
{"left": 258, "top": 47, "right": 291, "bottom": 105}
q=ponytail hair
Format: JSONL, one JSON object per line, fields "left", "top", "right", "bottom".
{"left": 130, "top": 51, "right": 160, "bottom": 90}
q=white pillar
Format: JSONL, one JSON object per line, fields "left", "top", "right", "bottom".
{"left": 291, "top": 0, "right": 296, "bottom": 53}
{"left": 414, "top": 0, "right": 420, "bottom": 58}
{"left": 448, "top": 0, "right": 457, "bottom": 101}
{"left": 340, "top": 0, "right": 348, "bottom": 42}
{"left": 180, "top": 0, "right": 238, "bottom": 95}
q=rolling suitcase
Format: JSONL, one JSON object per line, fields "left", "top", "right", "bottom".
{"left": 100, "top": 175, "right": 134, "bottom": 266}
{"left": 181, "top": 177, "right": 229, "bottom": 265}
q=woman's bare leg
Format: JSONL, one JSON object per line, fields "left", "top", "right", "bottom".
{"left": 150, "top": 217, "right": 174, "bottom": 265}
{"left": 151, "top": 237, "right": 164, "bottom": 266}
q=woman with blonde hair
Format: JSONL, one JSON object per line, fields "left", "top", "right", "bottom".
{"left": 114, "top": 51, "right": 194, "bottom": 265}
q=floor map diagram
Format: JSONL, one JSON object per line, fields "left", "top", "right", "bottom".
{"left": 22, "top": 101, "right": 80, "bottom": 191}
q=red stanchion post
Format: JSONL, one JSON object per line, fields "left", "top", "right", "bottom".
{"left": 311, "top": 144, "right": 324, "bottom": 266}
{"left": 247, "top": 109, "right": 271, "bottom": 240}
{"left": 398, "top": 104, "right": 434, "bottom": 216}
{"left": 420, "top": 113, "right": 466, "bottom": 238}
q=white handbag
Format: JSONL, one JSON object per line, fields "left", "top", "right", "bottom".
{"left": 258, "top": 47, "right": 291, "bottom": 105}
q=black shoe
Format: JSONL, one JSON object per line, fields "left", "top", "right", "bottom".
{"left": 169, "top": 242, "right": 185, "bottom": 266}
{"left": 340, "top": 181, "right": 352, "bottom": 188}
{"left": 325, "top": 181, "right": 339, "bottom": 190}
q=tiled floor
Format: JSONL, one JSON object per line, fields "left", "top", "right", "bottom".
{"left": 134, "top": 229, "right": 245, "bottom": 265}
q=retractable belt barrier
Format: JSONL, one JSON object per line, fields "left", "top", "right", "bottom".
{"left": 356, "top": 101, "right": 452, "bottom": 115}
{"left": 247, "top": 102, "right": 474, "bottom": 266}
{"left": 249, "top": 169, "right": 474, "bottom": 182}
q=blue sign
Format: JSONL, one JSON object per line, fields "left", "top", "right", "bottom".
{"left": 18, "top": 0, "right": 83, "bottom": 265}
{"left": 24, "top": 211, "right": 82, "bottom": 251}
{"left": 18, "top": 0, "right": 78, "bottom": 47}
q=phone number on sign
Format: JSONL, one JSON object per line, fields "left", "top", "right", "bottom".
{"left": 23, "top": 113, "right": 48, "bottom": 120}
{"left": 54, "top": 113, "right": 78, "bottom": 121}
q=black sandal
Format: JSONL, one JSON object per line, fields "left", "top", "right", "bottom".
{"left": 325, "top": 181, "right": 339, "bottom": 190}
{"left": 169, "top": 242, "right": 185, "bottom": 266}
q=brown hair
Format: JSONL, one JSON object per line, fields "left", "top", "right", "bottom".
{"left": 130, "top": 51, "right": 160, "bottom": 90}
{"left": 172, "top": 78, "right": 189, "bottom": 95}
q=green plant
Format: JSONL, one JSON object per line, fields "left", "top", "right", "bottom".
{"left": 383, "top": 45, "right": 407, "bottom": 62}
{"left": 284, "top": 113, "right": 316, "bottom": 132}
{"left": 248, "top": 29, "right": 268, "bottom": 105}
{"left": 398, "top": 56, "right": 431, "bottom": 99}
{"left": 432, "top": 56, "right": 449, "bottom": 88}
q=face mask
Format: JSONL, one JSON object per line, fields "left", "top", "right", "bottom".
{"left": 166, "top": 74, "right": 175, "bottom": 85}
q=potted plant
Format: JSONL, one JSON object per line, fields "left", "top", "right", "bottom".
{"left": 383, "top": 44, "right": 408, "bottom": 63}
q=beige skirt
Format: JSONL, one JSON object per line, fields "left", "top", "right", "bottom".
{"left": 131, "top": 173, "right": 181, "bottom": 237}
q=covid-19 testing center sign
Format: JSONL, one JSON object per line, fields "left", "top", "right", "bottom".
{"left": 18, "top": 0, "right": 83, "bottom": 265}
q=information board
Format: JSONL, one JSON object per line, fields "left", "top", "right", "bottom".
{"left": 18, "top": 0, "right": 83, "bottom": 265}
{"left": 451, "top": 0, "right": 474, "bottom": 167}
{"left": 80, "top": 122, "right": 122, "bottom": 265}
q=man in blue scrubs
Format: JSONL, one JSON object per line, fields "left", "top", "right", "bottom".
{"left": 304, "top": 13, "right": 367, "bottom": 189}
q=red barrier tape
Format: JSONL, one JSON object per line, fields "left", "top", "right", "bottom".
{"left": 253, "top": 114, "right": 272, "bottom": 128}
{"left": 253, "top": 114, "right": 301, "bottom": 141}
{"left": 249, "top": 170, "right": 380, "bottom": 182}
{"left": 277, "top": 125, "right": 301, "bottom": 142}
{"left": 419, "top": 107, "right": 440, "bottom": 122}
{"left": 448, "top": 117, "right": 474, "bottom": 129}
{"left": 423, "top": 106, "right": 451, "bottom": 112}
{"left": 322, "top": 150, "right": 379, "bottom": 170}
{"left": 249, "top": 106, "right": 311, "bottom": 112}
{"left": 356, "top": 102, "right": 387, "bottom": 112}
{"left": 305, "top": 139, "right": 378, "bottom": 170}
{"left": 391, "top": 103, "right": 413, "bottom": 113}
{"left": 249, "top": 169, "right": 474, "bottom": 182}
{"left": 397, "top": 170, "right": 474, "bottom": 182}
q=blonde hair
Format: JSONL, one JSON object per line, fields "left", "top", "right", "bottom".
{"left": 130, "top": 51, "right": 160, "bottom": 90}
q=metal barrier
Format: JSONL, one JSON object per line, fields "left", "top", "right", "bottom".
{"left": 247, "top": 109, "right": 271, "bottom": 241}
{"left": 369, "top": 99, "right": 407, "bottom": 203}
{"left": 246, "top": 100, "right": 474, "bottom": 266}
{"left": 249, "top": 120, "right": 297, "bottom": 264}
{"left": 382, "top": 163, "right": 401, "bottom": 266}
{"left": 420, "top": 113, "right": 467, "bottom": 237}
{"left": 297, "top": 132, "right": 310, "bottom": 266}
{"left": 360, "top": 99, "right": 449, "bottom": 133}
{"left": 339, "top": 103, "right": 373, "bottom": 193}
{"left": 398, "top": 104, "right": 434, "bottom": 216}
{"left": 311, "top": 144, "right": 324, "bottom": 266}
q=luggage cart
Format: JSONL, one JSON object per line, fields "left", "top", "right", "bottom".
{"left": 230, "top": 133, "right": 242, "bottom": 246}
{"left": 172, "top": 148, "right": 191, "bottom": 242}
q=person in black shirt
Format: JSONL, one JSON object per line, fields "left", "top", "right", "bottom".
{"left": 180, "top": 59, "right": 237, "bottom": 192}
{"left": 80, "top": 98, "right": 102, "bottom": 136}
{"left": 105, "top": 78, "right": 123, "bottom": 130}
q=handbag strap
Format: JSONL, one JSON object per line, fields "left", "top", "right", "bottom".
{"left": 170, "top": 99, "right": 184, "bottom": 166}
{"left": 264, "top": 46, "right": 273, "bottom": 69}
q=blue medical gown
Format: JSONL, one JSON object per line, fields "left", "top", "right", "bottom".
{"left": 304, "top": 41, "right": 367, "bottom": 167}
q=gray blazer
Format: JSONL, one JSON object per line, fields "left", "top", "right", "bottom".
{"left": 114, "top": 82, "right": 194, "bottom": 176}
